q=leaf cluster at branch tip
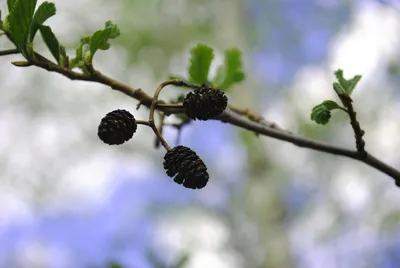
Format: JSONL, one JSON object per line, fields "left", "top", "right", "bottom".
{"left": 311, "top": 69, "right": 362, "bottom": 125}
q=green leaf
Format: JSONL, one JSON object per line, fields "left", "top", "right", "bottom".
{"left": 218, "top": 48, "right": 245, "bottom": 91}
{"left": 311, "top": 104, "right": 331, "bottom": 125}
{"left": 3, "top": 15, "right": 10, "bottom": 32}
{"left": 7, "top": 0, "right": 17, "bottom": 12}
{"left": 311, "top": 100, "right": 343, "bottom": 125}
{"left": 39, "top": 25, "right": 60, "bottom": 63}
{"left": 69, "top": 36, "right": 90, "bottom": 68}
{"left": 8, "top": 0, "right": 37, "bottom": 53}
{"left": 29, "top": 1, "right": 56, "bottom": 42}
{"left": 346, "top": 75, "right": 362, "bottom": 95}
{"left": 333, "top": 82, "right": 346, "bottom": 95}
{"left": 59, "top": 45, "right": 68, "bottom": 67}
{"left": 26, "top": 41, "right": 34, "bottom": 58}
{"left": 321, "top": 100, "right": 340, "bottom": 110}
{"left": 89, "top": 28, "right": 111, "bottom": 55}
{"left": 105, "top": 20, "right": 120, "bottom": 38}
{"left": 188, "top": 43, "right": 214, "bottom": 84}
{"left": 89, "top": 21, "right": 120, "bottom": 59}
{"left": 334, "top": 69, "right": 362, "bottom": 95}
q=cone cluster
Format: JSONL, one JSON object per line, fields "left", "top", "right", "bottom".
{"left": 183, "top": 84, "right": 228, "bottom": 120}
{"left": 163, "top": 146, "right": 209, "bottom": 189}
{"left": 97, "top": 109, "right": 137, "bottom": 145}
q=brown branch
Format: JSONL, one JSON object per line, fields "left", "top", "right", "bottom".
{"left": 217, "top": 109, "right": 400, "bottom": 183}
{"left": 0, "top": 48, "right": 19, "bottom": 56}
{"left": 228, "top": 104, "right": 289, "bottom": 132}
{"left": 338, "top": 93, "right": 366, "bottom": 155}
{"left": 5, "top": 51, "right": 400, "bottom": 185}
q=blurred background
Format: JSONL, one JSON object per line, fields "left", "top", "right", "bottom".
{"left": 1, "top": 0, "right": 400, "bottom": 267}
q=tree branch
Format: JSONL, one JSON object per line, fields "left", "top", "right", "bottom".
{"left": 218, "top": 109, "right": 400, "bottom": 183}
{"left": 0, "top": 48, "right": 19, "bottom": 56}
{"left": 4, "top": 51, "right": 400, "bottom": 185}
{"left": 338, "top": 93, "right": 366, "bottom": 155}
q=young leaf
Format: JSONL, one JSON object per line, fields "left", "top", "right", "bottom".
{"left": 29, "top": 1, "right": 56, "bottom": 42}
{"left": 105, "top": 20, "right": 120, "bottom": 38}
{"left": 311, "top": 104, "right": 331, "bottom": 125}
{"left": 188, "top": 43, "right": 214, "bottom": 84}
{"left": 334, "top": 69, "right": 362, "bottom": 95}
{"left": 89, "top": 28, "right": 111, "bottom": 54}
{"left": 218, "top": 48, "right": 245, "bottom": 91}
{"left": 346, "top": 75, "right": 362, "bottom": 95}
{"left": 321, "top": 100, "right": 340, "bottom": 110}
{"left": 89, "top": 21, "right": 120, "bottom": 59}
{"left": 333, "top": 82, "right": 345, "bottom": 95}
{"left": 39, "top": 25, "right": 60, "bottom": 63}
{"left": 8, "top": 0, "right": 37, "bottom": 52}
{"left": 310, "top": 100, "right": 341, "bottom": 125}
{"left": 59, "top": 45, "right": 68, "bottom": 67}
{"left": 69, "top": 37, "right": 90, "bottom": 69}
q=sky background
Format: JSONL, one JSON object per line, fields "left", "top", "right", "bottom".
{"left": 1, "top": 0, "right": 400, "bottom": 267}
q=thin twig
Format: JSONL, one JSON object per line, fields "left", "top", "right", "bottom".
{"left": 154, "top": 112, "right": 165, "bottom": 148}
{"left": 338, "top": 93, "right": 366, "bottom": 155}
{"left": 135, "top": 120, "right": 152, "bottom": 127}
{"left": 0, "top": 48, "right": 19, "bottom": 56}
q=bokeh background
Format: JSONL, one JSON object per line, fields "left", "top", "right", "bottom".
{"left": 1, "top": 0, "right": 400, "bottom": 267}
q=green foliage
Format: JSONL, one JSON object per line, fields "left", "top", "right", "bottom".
{"left": 333, "top": 69, "right": 362, "bottom": 95}
{"left": 320, "top": 100, "right": 340, "bottom": 110}
{"left": 188, "top": 43, "right": 214, "bottom": 84}
{"left": 69, "top": 37, "right": 89, "bottom": 69}
{"left": 311, "top": 105, "right": 331, "bottom": 125}
{"left": 311, "top": 69, "right": 362, "bottom": 125}
{"left": 39, "top": 25, "right": 60, "bottom": 63}
{"left": 215, "top": 48, "right": 246, "bottom": 90}
{"left": 29, "top": 1, "right": 56, "bottom": 42}
{"left": 59, "top": 45, "right": 67, "bottom": 66}
{"left": 311, "top": 100, "right": 341, "bottom": 125}
{"left": 175, "top": 43, "right": 245, "bottom": 91}
{"left": 7, "top": 0, "right": 17, "bottom": 12}
{"left": 87, "top": 20, "right": 120, "bottom": 63}
{"left": 8, "top": 0, "right": 37, "bottom": 54}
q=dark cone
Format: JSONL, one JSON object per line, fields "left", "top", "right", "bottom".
{"left": 98, "top": 109, "right": 137, "bottom": 145}
{"left": 163, "top": 146, "right": 209, "bottom": 189}
{"left": 183, "top": 84, "right": 228, "bottom": 120}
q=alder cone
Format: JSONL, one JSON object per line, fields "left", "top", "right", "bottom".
{"left": 97, "top": 109, "right": 137, "bottom": 145}
{"left": 183, "top": 84, "right": 228, "bottom": 120}
{"left": 163, "top": 146, "right": 209, "bottom": 189}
